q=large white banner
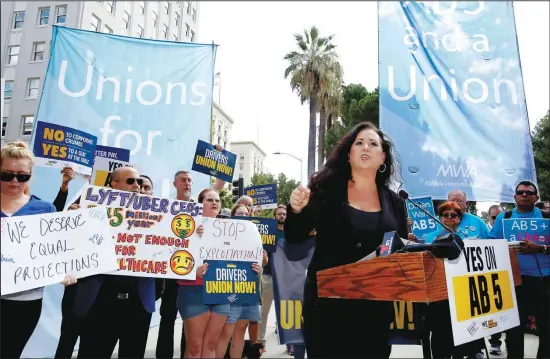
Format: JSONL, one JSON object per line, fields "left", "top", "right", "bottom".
{"left": 444, "top": 239, "right": 520, "bottom": 345}
{"left": 1, "top": 208, "right": 117, "bottom": 295}
{"left": 80, "top": 185, "right": 202, "bottom": 280}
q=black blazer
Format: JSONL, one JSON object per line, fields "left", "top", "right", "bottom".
{"left": 285, "top": 185, "right": 408, "bottom": 278}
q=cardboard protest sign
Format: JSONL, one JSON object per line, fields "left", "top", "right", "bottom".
{"left": 91, "top": 157, "right": 136, "bottom": 188}
{"left": 191, "top": 140, "right": 236, "bottom": 182}
{"left": 80, "top": 185, "right": 202, "bottom": 280}
{"left": 32, "top": 121, "right": 97, "bottom": 176}
{"left": 0, "top": 208, "right": 117, "bottom": 295}
{"left": 202, "top": 260, "right": 260, "bottom": 305}
{"left": 407, "top": 197, "right": 437, "bottom": 243}
{"left": 94, "top": 145, "right": 130, "bottom": 162}
{"left": 233, "top": 216, "right": 278, "bottom": 252}
{"left": 503, "top": 218, "right": 549, "bottom": 245}
{"left": 244, "top": 184, "right": 277, "bottom": 210}
{"left": 194, "top": 217, "right": 263, "bottom": 266}
{"left": 444, "top": 239, "right": 519, "bottom": 345}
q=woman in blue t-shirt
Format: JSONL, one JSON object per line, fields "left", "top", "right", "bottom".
{"left": 1, "top": 141, "right": 77, "bottom": 359}
{"left": 425, "top": 201, "right": 466, "bottom": 244}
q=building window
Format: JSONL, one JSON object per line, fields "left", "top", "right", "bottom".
{"left": 31, "top": 42, "right": 45, "bottom": 62}
{"left": 7, "top": 46, "right": 19, "bottom": 65}
{"left": 38, "top": 8, "right": 50, "bottom": 25}
{"left": 137, "top": 25, "right": 144, "bottom": 38}
{"left": 174, "top": 12, "right": 180, "bottom": 26}
{"left": 190, "top": 30, "right": 195, "bottom": 42}
{"left": 90, "top": 14, "right": 100, "bottom": 31}
{"left": 140, "top": 1, "right": 146, "bottom": 15}
{"left": 13, "top": 11, "right": 25, "bottom": 29}
{"left": 152, "top": 12, "right": 158, "bottom": 27}
{"left": 4, "top": 81, "right": 14, "bottom": 100}
{"left": 162, "top": 24, "right": 168, "bottom": 39}
{"left": 2, "top": 117, "right": 7, "bottom": 138}
{"left": 185, "top": 23, "right": 190, "bottom": 37}
{"left": 104, "top": 25, "right": 113, "bottom": 34}
{"left": 21, "top": 115, "right": 35, "bottom": 136}
{"left": 192, "top": 8, "right": 196, "bottom": 22}
{"left": 123, "top": 11, "right": 131, "bottom": 30}
{"left": 104, "top": 1, "right": 114, "bottom": 14}
{"left": 55, "top": 6, "right": 67, "bottom": 24}
{"left": 26, "top": 78, "right": 40, "bottom": 99}
{"left": 165, "top": 2, "right": 170, "bottom": 15}
{"left": 186, "top": 1, "right": 191, "bottom": 14}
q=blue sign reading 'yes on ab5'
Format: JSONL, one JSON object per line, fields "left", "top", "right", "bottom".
{"left": 407, "top": 196, "right": 437, "bottom": 243}
{"left": 202, "top": 260, "right": 260, "bottom": 305}
{"left": 503, "top": 219, "right": 550, "bottom": 245}
{"left": 191, "top": 140, "right": 237, "bottom": 182}
{"left": 244, "top": 184, "right": 277, "bottom": 209}
{"left": 233, "top": 216, "right": 278, "bottom": 253}
{"left": 32, "top": 121, "right": 97, "bottom": 176}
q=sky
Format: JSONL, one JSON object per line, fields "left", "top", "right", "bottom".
{"left": 198, "top": 1, "right": 550, "bottom": 201}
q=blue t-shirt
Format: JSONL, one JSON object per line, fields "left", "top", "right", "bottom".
{"left": 431, "top": 213, "right": 491, "bottom": 240}
{"left": 0, "top": 195, "right": 56, "bottom": 218}
{"left": 425, "top": 229, "right": 467, "bottom": 244}
{"left": 490, "top": 207, "right": 549, "bottom": 277}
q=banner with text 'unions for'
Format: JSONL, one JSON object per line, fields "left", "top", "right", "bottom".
{"left": 31, "top": 26, "right": 216, "bottom": 204}
{"left": 378, "top": 1, "right": 536, "bottom": 202}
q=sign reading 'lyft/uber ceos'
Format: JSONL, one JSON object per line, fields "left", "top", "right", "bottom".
{"left": 31, "top": 26, "right": 216, "bottom": 204}
{"left": 379, "top": 2, "right": 536, "bottom": 202}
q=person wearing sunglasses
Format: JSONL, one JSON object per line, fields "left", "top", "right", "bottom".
{"left": 489, "top": 181, "right": 550, "bottom": 359}
{"left": 424, "top": 201, "right": 464, "bottom": 244}
{"left": 76, "top": 166, "right": 156, "bottom": 358}
{"left": 1, "top": 141, "right": 77, "bottom": 359}
{"left": 487, "top": 204, "right": 504, "bottom": 230}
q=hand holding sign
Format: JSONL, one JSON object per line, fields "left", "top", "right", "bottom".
{"left": 197, "top": 263, "right": 209, "bottom": 278}
{"left": 290, "top": 186, "right": 310, "bottom": 213}
{"left": 61, "top": 167, "right": 74, "bottom": 184}
{"left": 517, "top": 241, "right": 546, "bottom": 254}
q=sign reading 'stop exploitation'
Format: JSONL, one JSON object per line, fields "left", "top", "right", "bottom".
{"left": 191, "top": 140, "right": 237, "bottom": 182}
{"left": 33, "top": 121, "right": 97, "bottom": 176}
{"left": 244, "top": 184, "right": 277, "bottom": 209}
{"left": 444, "top": 239, "right": 519, "bottom": 345}
{"left": 80, "top": 185, "right": 203, "bottom": 280}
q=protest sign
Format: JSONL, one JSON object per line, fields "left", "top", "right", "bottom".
{"left": 233, "top": 216, "right": 278, "bottom": 252}
{"left": 194, "top": 217, "right": 263, "bottom": 266}
{"left": 95, "top": 145, "right": 130, "bottom": 162}
{"left": 444, "top": 239, "right": 519, "bottom": 345}
{"left": 244, "top": 184, "right": 277, "bottom": 210}
{"left": 272, "top": 236, "right": 315, "bottom": 344}
{"left": 32, "top": 121, "right": 97, "bottom": 176}
{"left": 191, "top": 140, "right": 237, "bottom": 182}
{"left": 91, "top": 157, "right": 136, "bottom": 188}
{"left": 407, "top": 197, "right": 437, "bottom": 243}
{"left": 503, "top": 218, "right": 550, "bottom": 245}
{"left": 202, "top": 260, "right": 260, "bottom": 305}
{"left": 80, "top": 185, "right": 202, "bottom": 280}
{"left": 389, "top": 301, "right": 422, "bottom": 345}
{"left": 0, "top": 208, "right": 117, "bottom": 295}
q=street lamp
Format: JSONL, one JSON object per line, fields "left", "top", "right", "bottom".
{"left": 272, "top": 152, "right": 304, "bottom": 184}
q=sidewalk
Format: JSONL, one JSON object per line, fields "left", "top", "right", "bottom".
{"left": 114, "top": 306, "right": 539, "bottom": 358}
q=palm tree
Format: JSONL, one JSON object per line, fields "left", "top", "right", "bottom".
{"left": 317, "top": 72, "right": 343, "bottom": 168}
{"left": 284, "top": 26, "right": 342, "bottom": 178}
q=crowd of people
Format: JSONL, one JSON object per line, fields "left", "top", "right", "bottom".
{"left": 1, "top": 120, "right": 549, "bottom": 359}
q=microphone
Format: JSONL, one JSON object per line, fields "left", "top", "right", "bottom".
{"left": 375, "top": 232, "right": 464, "bottom": 260}
{"left": 398, "top": 190, "right": 455, "bottom": 234}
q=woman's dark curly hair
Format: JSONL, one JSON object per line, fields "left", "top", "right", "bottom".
{"left": 308, "top": 121, "right": 400, "bottom": 211}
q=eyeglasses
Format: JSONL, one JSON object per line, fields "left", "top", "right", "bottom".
{"left": 115, "top": 177, "right": 143, "bottom": 186}
{"left": 1, "top": 172, "right": 32, "bottom": 183}
{"left": 441, "top": 212, "right": 459, "bottom": 219}
{"left": 515, "top": 190, "right": 536, "bottom": 196}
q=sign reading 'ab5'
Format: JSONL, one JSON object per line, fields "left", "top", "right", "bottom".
{"left": 444, "top": 239, "right": 519, "bottom": 346}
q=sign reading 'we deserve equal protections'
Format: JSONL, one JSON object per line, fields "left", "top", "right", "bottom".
{"left": 0, "top": 208, "right": 117, "bottom": 295}
{"left": 444, "top": 239, "right": 519, "bottom": 345}
{"left": 80, "top": 185, "right": 203, "bottom": 280}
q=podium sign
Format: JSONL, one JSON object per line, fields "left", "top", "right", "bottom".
{"left": 444, "top": 239, "right": 520, "bottom": 345}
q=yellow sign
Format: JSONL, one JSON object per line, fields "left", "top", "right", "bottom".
{"left": 452, "top": 270, "right": 513, "bottom": 322}
{"left": 390, "top": 301, "right": 415, "bottom": 330}
{"left": 93, "top": 169, "right": 111, "bottom": 187}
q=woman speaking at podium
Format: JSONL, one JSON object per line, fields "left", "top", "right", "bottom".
{"left": 285, "top": 122, "right": 408, "bottom": 358}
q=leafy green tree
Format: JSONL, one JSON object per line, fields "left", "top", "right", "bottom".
{"left": 325, "top": 84, "right": 379, "bottom": 156}
{"left": 284, "top": 26, "right": 342, "bottom": 177}
{"left": 533, "top": 110, "right": 550, "bottom": 200}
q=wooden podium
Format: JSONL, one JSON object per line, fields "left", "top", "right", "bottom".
{"left": 317, "top": 248, "right": 522, "bottom": 302}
